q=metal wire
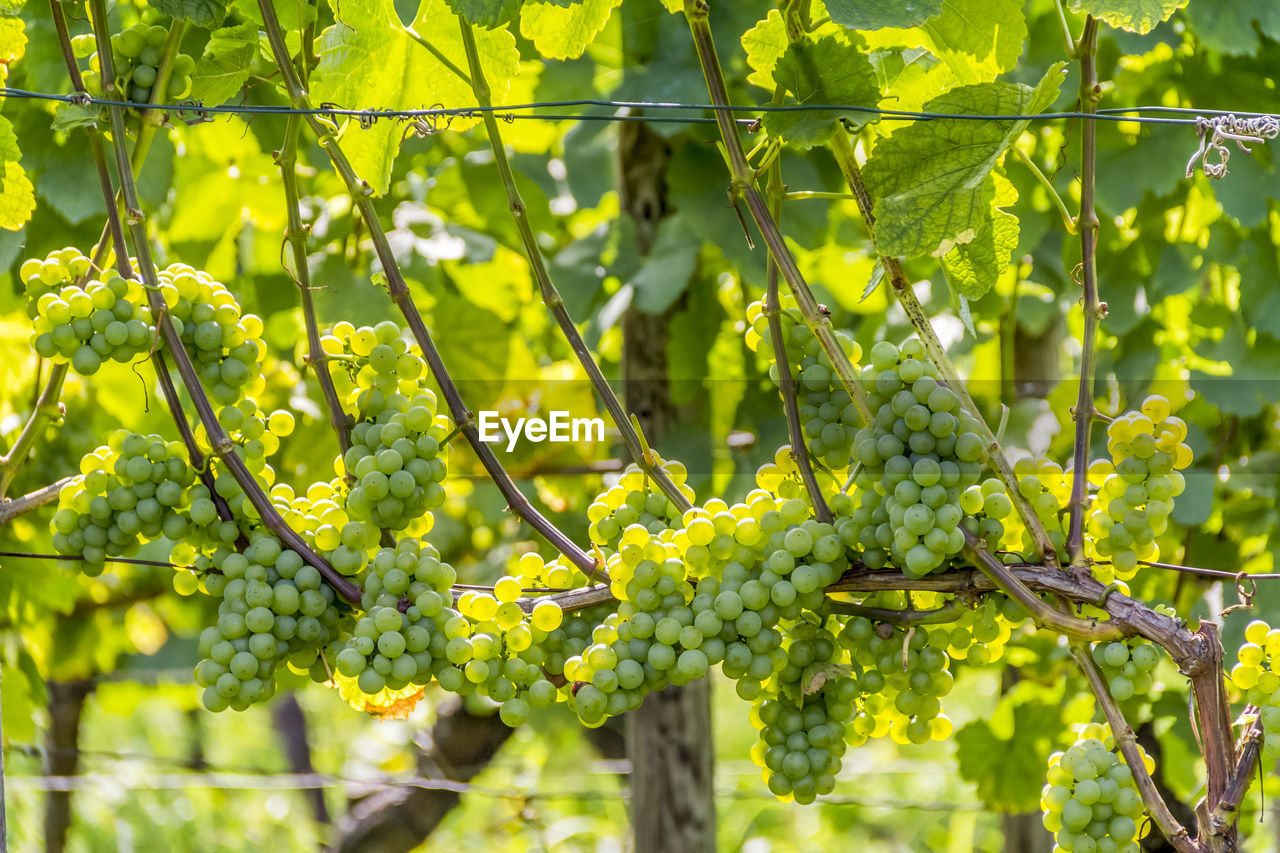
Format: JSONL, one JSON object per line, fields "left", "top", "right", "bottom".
{"left": 7, "top": 87, "right": 1271, "bottom": 127}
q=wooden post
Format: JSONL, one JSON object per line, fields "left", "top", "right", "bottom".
{"left": 618, "top": 118, "right": 716, "bottom": 853}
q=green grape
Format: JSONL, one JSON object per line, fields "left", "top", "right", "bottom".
{"left": 1041, "top": 724, "right": 1150, "bottom": 852}
{"left": 1092, "top": 638, "right": 1161, "bottom": 704}
{"left": 1086, "top": 396, "right": 1192, "bottom": 582}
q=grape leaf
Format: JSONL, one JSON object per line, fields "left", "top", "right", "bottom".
{"left": 1069, "top": 0, "right": 1185, "bottom": 34}
{"left": 232, "top": 0, "right": 317, "bottom": 29}
{"left": 51, "top": 103, "right": 101, "bottom": 133}
{"left": 655, "top": 0, "right": 681, "bottom": 11}
{"left": 627, "top": 215, "right": 700, "bottom": 313}
{"left": 148, "top": 0, "right": 229, "bottom": 28}
{"left": 764, "top": 31, "right": 881, "bottom": 148}
{"left": 862, "top": 64, "right": 1064, "bottom": 258}
{"left": 0, "top": 16, "right": 25, "bottom": 82}
{"left": 311, "top": 0, "right": 518, "bottom": 195}
{"left": 826, "top": 0, "right": 942, "bottom": 30}
{"left": 1185, "top": 0, "right": 1280, "bottom": 56}
{"left": 0, "top": 116, "right": 34, "bottom": 230}
{"left": 742, "top": 10, "right": 788, "bottom": 91}
{"left": 941, "top": 193, "right": 1018, "bottom": 300}
{"left": 444, "top": 0, "right": 524, "bottom": 28}
{"left": 955, "top": 694, "right": 1064, "bottom": 812}
{"left": 520, "top": 0, "right": 622, "bottom": 60}
{"left": 923, "top": 0, "right": 1026, "bottom": 84}
{"left": 190, "top": 21, "right": 258, "bottom": 107}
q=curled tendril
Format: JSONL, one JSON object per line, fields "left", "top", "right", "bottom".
{"left": 1186, "top": 114, "right": 1280, "bottom": 179}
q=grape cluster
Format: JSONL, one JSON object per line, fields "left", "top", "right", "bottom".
{"left": 1041, "top": 724, "right": 1149, "bottom": 853}
{"left": 156, "top": 264, "right": 265, "bottom": 405}
{"left": 844, "top": 339, "right": 995, "bottom": 576}
{"left": 840, "top": 605, "right": 955, "bottom": 745}
{"left": 72, "top": 22, "right": 195, "bottom": 107}
{"left": 745, "top": 298, "right": 863, "bottom": 469}
{"left": 750, "top": 620, "right": 856, "bottom": 804}
{"left": 1230, "top": 620, "right": 1280, "bottom": 763}
{"left": 944, "top": 594, "right": 1025, "bottom": 665}
{"left": 51, "top": 431, "right": 195, "bottom": 571}
{"left": 1011, "top": 456, "right": 1069, "bottom": 561}
{"left": 194, "top": 536, "right": 344, "bottom": 712}
{"left": 344, "top": 391, "right": 450, "bottom": 531}
{"left": 1092, "top": 639, "right": 1161, "bottom": 703}
{"left": 22, "top": 249, "right": 154, "bottom": 375}
{"left": 209, "top": 402, "right": 296, "bottom": 480}
{"left": 322, "top": 321, "right": 428, "bottom": 411}
{"left": 1087, "top": 395, "right": 1192, "bottom": 580}
{"left": 271, "top": 479, "right": 379, "bottom": 577}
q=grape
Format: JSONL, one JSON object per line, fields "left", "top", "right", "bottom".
{"left": 1041, "top": 724, "right": 1150, "bottom": 851}
{"left": 22, "top": 249, "right": 154, "bottom": 373}
{"left": 84, "top": 22, "right": 197, "bottom": 117}
{"left": 1092, "top": 638, "right": 1161, "bottom": 704}
{"left": 1086, "top": 396, "right": 1192, "bottom": 581}
{"left": 745, "top": 297, "right": 863, "bottom": 471}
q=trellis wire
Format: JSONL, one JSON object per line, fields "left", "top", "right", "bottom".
{"left": 6, "top": 86, "right": 1276, "bottom": 128}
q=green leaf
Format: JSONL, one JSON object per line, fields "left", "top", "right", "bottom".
{"left": 521, "top": 0, "right": 621, "bottom": 59}
{"left": 190, "top": 21, "right": 258, "bottom": 107}
{"left": 0, "top": 15, "right": 25, "bottom": 74}
{"left": 827, "top": 0, "right": 942, "bottom": 30}
{"left": 1185, "top": 0, "right": 1280, "bottom": 54}
{"left": 764, "top": 30, "right": 881, "bottom": 148}
{"left": 149, "top": 0, "right": 229, "bottom": 28}
{"left": 862, "top": 64, "right": 1064, "bottom": 258}
{"left": 233, "top": 0, "right": 317, "bottom": 30}
{"left": 941, "top": 198, "right": 1018, "bottom": 299}
{"left": 742, "top": 10, "right": 788, "bottom": 91}
{"left": 1069, "top": 0, "right": 1185, "bottom": 34}
{"left": 0, "top": 116, "right": 34, "bottom": 231}
{"left": 655, "top": 0, "right": 681, "bottom": 11}
{"left": 922, "top": 0, "right": 1026, "bottom": 84}
{"left": 51, "top": 103, "right": 101, "bottom": 133}
{"left": 444, "top": 0, "right": 524, "bottom": 28}
{"left": 310, "top": 0, "right": 518, "bottom": 195}
{"left": 627, "top": 215, "right": 700, "bottom": 313}
{"left": 955, "top": 692, "right": 1065, "bottom": 812}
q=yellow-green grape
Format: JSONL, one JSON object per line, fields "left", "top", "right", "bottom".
{"left": 750, "top": 621, "right": 857, "bottom": 804}
{"left": 156, "top": 263, "right": 265, "bottom": 405}
{"left": 1234, "top": 620, "right": 1280, "bottom": 762}
{"left": 946, "top": 594, "right": 1023, "bottom": 665}
{"left": 1012, "top": 456, "right": 1069, "bottom": 560}
{"left": 745, "top": 297, "right": 863, "bottom": 471}
{"left": 1092, "top": 639, "right": 1162, "bottom": 703}
{"left": 271, "top": 479, "right": 377, "bottom": 577}
{"left": 587, "top": 458, "right": 692, "bottom": 550}
{"left": 50, "top": 430, "right": 197, "bottom": 572}
{"left": 1041, "top": 724, "right": 1151, "bottom": 853}
{"left": 23, "top": 249, "right": 154, "bottom": 375}
{"left": 846, "top": 339, "right": 987, "bottom": 577}
{"left": 1087, "top": 395, "right": 1192, "bottom": 581}
{"left": 839, "top": 602, "right": 955, "bottom": 747}
{"left": 86, "top": 23, "right": 196, "bottom": 111}
{"left": 194, "top": 535, "right": 344, "bottom": 712}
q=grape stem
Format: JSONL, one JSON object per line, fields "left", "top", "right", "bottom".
{"left": 86, "top": 0, "right": 363, "bottom": 606}
{"left": 826, "top": 599, "right": 961, "bottom": 626}
{"left": 1204, "top": 708, "right": 1263, "bottom": 842}
{"left": 1070, "top": 642, "right": 1200, "bottom": 853}
{"left": 51, "top": 0, "right": 246, "bottom": 552}
{"left": 681, "top": 0, "right": 872, "bottom": 429}
{"left": 0, "top": 476, "right": 77, "bottom": 524}
{"left": 827, "top": 130, "right": 1061, "bottom": 569}
{"left": 277, "top": 111, "right": 354, "bottom": 471}
{"left": 254, "top": 0, "right": 605, "bottom": 584}
{"left": 456, "top": 19, "right": 691, "bottom": 513}
{"left": 762, "top": 160, "right": 832, "bottom": 523}
{"left": 1066, "top": 17, "right": 1102, "bottom": 572}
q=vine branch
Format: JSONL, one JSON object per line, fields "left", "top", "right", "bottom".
{"left": 255, "top": 0, "right": 604, "bottom": 582}
{"left": 457, "top": 18, "right": 691, "bottom": 513}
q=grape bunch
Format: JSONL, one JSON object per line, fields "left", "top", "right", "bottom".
{"left": 270, "top": 479, "right": 379, "bottom": 577}
{"left": 840, "top": 605, "right": 955, "bottom": 745}
{"left": 1230, "top": 620, "right": 1280, "bottom": 763}
{"left": 154, "top": 264, "right": 265, "bottom": 405}
{"left": 194, "top": 536, "right": 344, "bottom": 712}
{"left": 343, "top": 390, "right": 450, "bottom": 531}
{"left": 945, "top": 594, "right": 1026, "bottom": 665}
{"left": 207, "top": 402, "right": 296, "bottom": 480}
{"left": 1041, "top": 724, "right": 1150, "bottom": 853}
{"left": 322, "top": 321, "right": 428, "bottom": 412}
{"left": 587, "top": 461, "right": 692, "bottom": 549}
{"left": 22, "top": 249, "right": 154, "bottom": 375}
{"left": 750, "top": 620, "right": 857, "bottom": 804}
{"left": 1011, "top": 456, "right": 1070, "bottom": 561}
{"left": 745, "top": 298, "right": 863, "bottom": 469}
{"left": 51, "top": 430, "right": 196, "bottom": 571}
{"left": 1087, "top": 395, "right": 1192, "bottom": 580}
{"left": 1092, "top": 639, "right": 1161, "bottom": 703}
{"left": 72, "top": 22, "right": 195, "bottom": 107}
{"left": 844, "top": 339, "right": 995, "bottom": 576}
